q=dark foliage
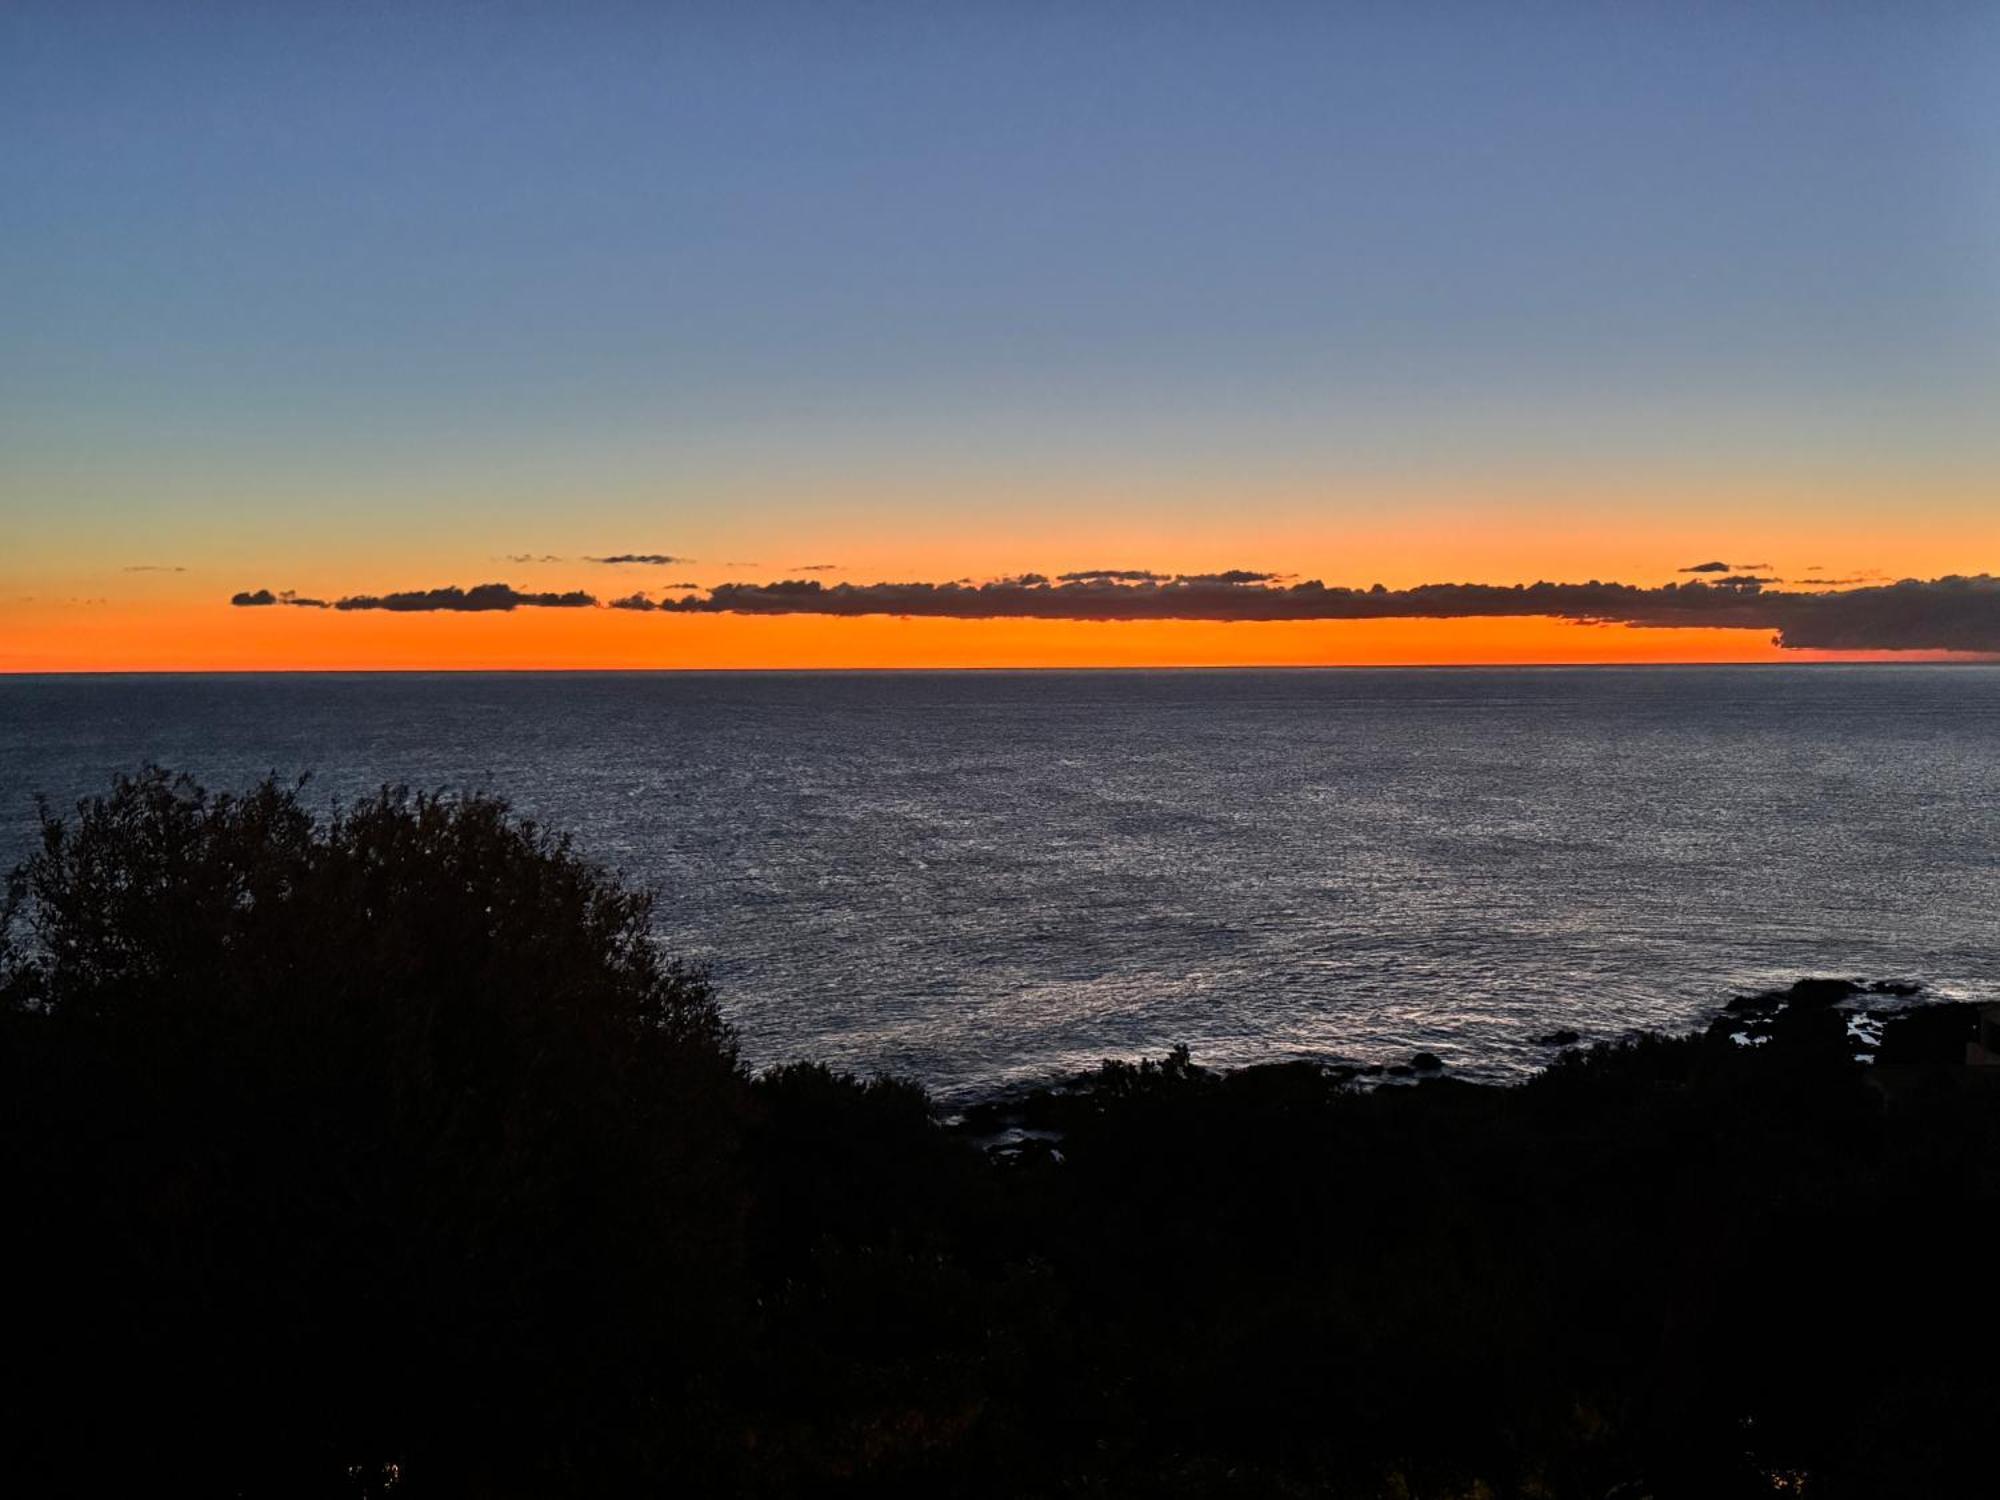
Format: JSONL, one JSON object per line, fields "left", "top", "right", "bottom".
{"left": 5, "top": 771, "right": 1998, "bottom": 1497}
{"left": 1875, "top": 1002, "right": 1978, "bottom": 1065}
{"left": 0, "top": 771, "right": 743, "bottom": 1495}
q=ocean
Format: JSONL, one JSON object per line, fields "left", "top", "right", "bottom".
{"left": 3, "top": 666, "right": 1996, "bottom": 1099}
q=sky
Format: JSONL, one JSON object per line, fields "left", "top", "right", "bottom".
{"left": 4, "top": 1, "right": 1997, "bottom": 669}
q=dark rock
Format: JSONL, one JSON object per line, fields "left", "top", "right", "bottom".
{"left": 1707, "top": 1011, "right": 1776, "bottom": 1047}
{"left": 1728, "top": 977, "right": 1864, "bottom": 1014}
{"left": 1780, "top": 977, "right": 1866, "bottom": 1007}
{"left": 1767, "top": 1003, "right": 1851, "bottom": 1050}
{"left": 1867, "top": 980, "right": 1922, "bottom": 998}
{"left": 1726, "top": 992, "right": 1783, "bottom": 1014}
{"left": 1386, "top": 1064, "right": 1415, "bottom": 1077}
{"left": 956, "top": 1099, "right": 1014, "bottom": 1134}
{"left": 1533, "top": 1029, "right": 1582, "bottom": 1047}
{"left": 1410, "top": 1052, "right": 1444, "bottom": 1072}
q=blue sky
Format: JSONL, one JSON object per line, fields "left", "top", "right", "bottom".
{"left": 4, "top": 1, "right": 1996, "bottom": 658}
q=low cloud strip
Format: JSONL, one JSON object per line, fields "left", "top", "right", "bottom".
{"left": 229, "top": 573, "right": 2000, "bottom": 652}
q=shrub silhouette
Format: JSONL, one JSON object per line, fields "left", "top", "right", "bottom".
{"left": 6, "top": 769, "right": 1999, "bottom": 1498}
{"left": 0, "top": 770, "right": 745, "bottom": 1495}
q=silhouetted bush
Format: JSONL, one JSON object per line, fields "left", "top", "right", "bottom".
{"left": 0, "top": 770, "right": 745, "bottom": 1495}
{"left": 1875, "top": 1001, "right": 1978, "bottom": 1065}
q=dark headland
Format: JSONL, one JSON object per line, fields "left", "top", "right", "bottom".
{"left": 3, "top": 772, "right": 1995, "bottom": 1498}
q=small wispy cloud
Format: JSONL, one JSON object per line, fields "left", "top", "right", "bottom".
{"left": 1176, "top": 570, "right": 1282, "bottom": 586}
{"left": 1680, "top": 560, "right": 1771, "bottom": 574}
{"left": 584, "top": 553, "right": 690, "bottom": 566}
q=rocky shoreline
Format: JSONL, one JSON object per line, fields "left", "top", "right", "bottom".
{"left": 956, "top": 977, "right": 1994, "bottom": 1153}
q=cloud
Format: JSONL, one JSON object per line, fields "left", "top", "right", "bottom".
{"left": 235, "top": 572, "right": 2000, "bottom": 652}
{"left": 584, "top": 553, "right": 689, "bottom": 566}
{"left": 504, "top": 553, "right": 564, "bottom": 564}
{"left": 605, "top": 583, "right": 703, "bottom": 610}
{"left": 1678, "top": 561, "right": 1731, "bottom": 573}
{"left": 331, "top": 583, "right": 598, "bottom": 612}
{"left": 1752, "top": 576, "right": 2000, "bottom": 652}
{"left": 1053, "top": 567, "right": 1280, "bottom": 584}
{"left": 123, "top": 564, "right": 186, "bottom": 573}
{"left": 1175, "top": 569, "right": 1280, "bottom": 586}
{"left": 230, "top": 588, "right": 329, "bottom": 609}
{"left": 651, "top": 572, "right": 2000, "bottom": 652}
{"left": 790, "top": 563, "right": 840, "bottom": 571}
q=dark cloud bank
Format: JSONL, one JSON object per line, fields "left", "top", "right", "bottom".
{"left": 340, "top": 584, "right": 594, "bottom": 612}
{"left": 229, "top": 573, "right": 2000, "bottom": 653}
{"left": 234, "top": 584, "right": 582, "bottom": 611}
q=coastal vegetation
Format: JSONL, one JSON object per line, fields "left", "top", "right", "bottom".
{"left": 3, "top": 772, "right": 1995, "bottom": 1497}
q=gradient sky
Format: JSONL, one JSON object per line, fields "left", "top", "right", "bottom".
{"left": 4, "top": 1, "right": 1997, "bottom": 669}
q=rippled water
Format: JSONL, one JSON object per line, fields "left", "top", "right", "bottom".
{"left": 3, "top": 667, "right": 1997, "bottom": 1098}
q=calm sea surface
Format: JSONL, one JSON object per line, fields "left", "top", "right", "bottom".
{"left": 3, "top": 667, "right": 1996, "bottom": 1098}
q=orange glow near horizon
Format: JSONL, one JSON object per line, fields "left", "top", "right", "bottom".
{"left": 7, "top": 467, "right": 1995, "bottom": 673}
{"left": 0, "top": 597, "right": 1970, "bottom": 673}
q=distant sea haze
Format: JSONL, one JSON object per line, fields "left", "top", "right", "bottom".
{"left": 4, "top": 666, "right": 1996, "bottom": 1100}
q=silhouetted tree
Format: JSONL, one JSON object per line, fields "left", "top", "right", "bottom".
{"left": 0, "top": 770, "right": 746, "bottom": 1496}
